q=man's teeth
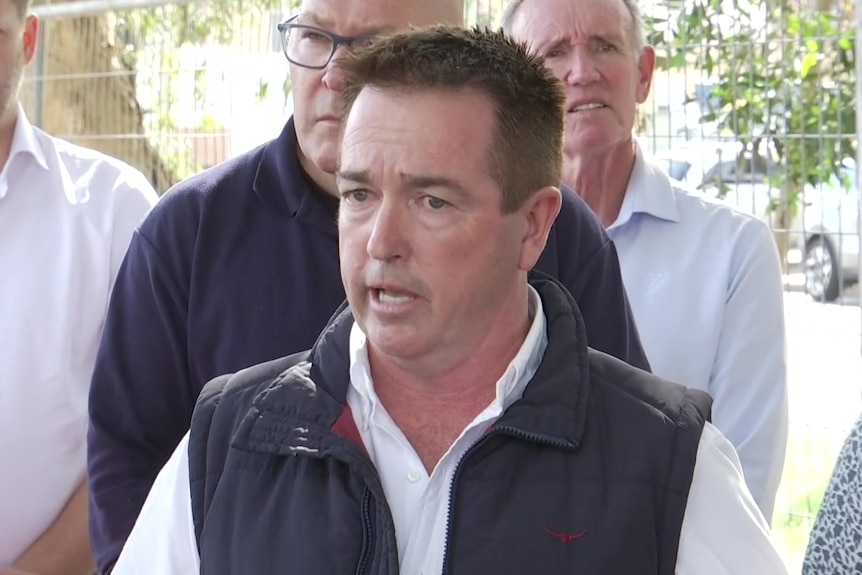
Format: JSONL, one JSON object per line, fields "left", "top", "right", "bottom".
{"left": 574, "top": 103, "right": 604, "bottom": 112}
{"left": 378, "top": 290, "right": 413, "bottom": 304}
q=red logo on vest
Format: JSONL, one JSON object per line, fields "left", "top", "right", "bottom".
{"left": 544, "top": 525, "right": 587, "bottom": 543}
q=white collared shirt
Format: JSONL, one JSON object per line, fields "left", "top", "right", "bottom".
{"left": 0, "top": 106, "right": 157, "bottom": 564}
{"left": 112, "top": 286, "right": 787, "bottom": 575}
{"left": 345, "top": 286, "right": 547, "bottom": 572}
{"left": 606, "top": 142, "right": 789, "bottom": 521}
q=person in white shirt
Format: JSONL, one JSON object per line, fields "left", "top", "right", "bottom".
{"left": 0, "top": 1, "right": 158, "bottom": 573}
{"left": 111, "top": 24, "right": 786, "bottom": 575}
{"left": 502, "top": 0, "right": 788, "bottom": 521}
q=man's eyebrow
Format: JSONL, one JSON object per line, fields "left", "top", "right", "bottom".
{"left": 591, "top": 31, "right": 625, "bottom": 45}
{"left": 537, "top": 31, "right": 625, "bottom": 50}
{"left": 536, "top": 32, "right": 566, "bottom": 50}
{"left": 336, "top": 171, "right": 472, "bottom": 197}
{"left": 336, "top": 169, "right": 370, "bottom": 183}
{"left": 400, "top": 174, "right": 471, "bottom": 199}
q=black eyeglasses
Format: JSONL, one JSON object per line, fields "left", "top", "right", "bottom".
{"left": 276, "top": 16, "right": 376, "bottom": 69}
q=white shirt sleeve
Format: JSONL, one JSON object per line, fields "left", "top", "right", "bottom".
{"left": 676, "top": 423, "right": 787, "bottom": 574}
{"left": 111, "top": 432, "right": 200, "bottom": 575}
{"left": 708, "top": 220, "right": 788, "bottom": 522}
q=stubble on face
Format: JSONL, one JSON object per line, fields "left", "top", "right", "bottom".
{"left": 0, "top": 47, "right": 23, "bottom": 118}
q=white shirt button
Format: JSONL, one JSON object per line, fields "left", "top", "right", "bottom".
{"left": 407, "top": 470, "right": 422, "bottom": 483}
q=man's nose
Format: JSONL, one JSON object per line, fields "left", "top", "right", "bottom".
{"left": 564, "top": 48, "right": 600, "bottom": 86}
{"left": 322, "top": 45, "right": 349, "bottom": 92}
{"left": 366, "top": 200, "right": 410, "bottom": 262}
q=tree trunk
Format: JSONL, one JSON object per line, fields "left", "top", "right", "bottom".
{"left": 773, "top": 203, "right": 792, "bottom": 276}
{"left": 35, "top": 7, "right": 178, "bottom": 194}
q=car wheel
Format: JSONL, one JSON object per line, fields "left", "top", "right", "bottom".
{"left": 804, "top": 237, "right": 840, "bottom": 302}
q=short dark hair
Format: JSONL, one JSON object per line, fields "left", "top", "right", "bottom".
{"left": 339, "top": 25, "right": 564, "bottom": 213}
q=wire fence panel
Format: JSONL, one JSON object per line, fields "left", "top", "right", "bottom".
{"left": 27, "top": 0, "right": 302, "bottom": 192}
{"left": 24, "top": 0, "right": 510, "bottom": 194}
{"left": 643, "top": 0, "right": 857, "bottom": 306}
{"left": 23, "top": 0, "right": 860, "bottom": 573}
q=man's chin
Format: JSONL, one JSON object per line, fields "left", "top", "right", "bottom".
{"left": 365, "top": 326, "right": 425, "bottom": 359}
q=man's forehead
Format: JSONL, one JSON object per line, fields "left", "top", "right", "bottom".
{"left": 298, "top": 0, "right": 463, "bottom": 31}
{"left": 338, "top": 88, "right": 494, "bottom": 177}
{"left": 515, "top": 0, "right": 630, "bottom": 33}
{"left": 296, "top": 6, "right": 390, "bottom": 33}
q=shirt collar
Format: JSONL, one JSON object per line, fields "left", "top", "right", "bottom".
{"left": 348, "top": 285, "right": 549, "bottom": 431}
{"left": 0, "top": 105, "right": 49, "bottom": 199}
{"left": 251, "top": 117, "right": 338, "bottom": 237}
{"left": 608, "top": 139, "right": 680, "bottom": 232}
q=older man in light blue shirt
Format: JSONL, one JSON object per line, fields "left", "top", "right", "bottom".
{"left": 504, "top": 0, "right": 788, "bottom": 522}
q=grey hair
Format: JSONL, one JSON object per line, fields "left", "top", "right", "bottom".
{"left": 500, "top": 0, "right": 645, "bottom": 54}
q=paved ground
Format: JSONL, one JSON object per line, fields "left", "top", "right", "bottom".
{"left": 784, "top": 288, "right": 862, "bottom": 432}
{"left": 775, "top": 289, "right": 862, "bottom": 572}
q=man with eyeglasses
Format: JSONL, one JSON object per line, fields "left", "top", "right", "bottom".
{"left": 86, "top": 1, "right": 650, "bottom": 572}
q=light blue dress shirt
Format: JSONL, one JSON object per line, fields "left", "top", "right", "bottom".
{"left": 606, "top": 143, "right": 789, "bottom": 522}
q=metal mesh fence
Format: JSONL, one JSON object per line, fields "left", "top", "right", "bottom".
{"left": 23, "top": 0, "right": 861, "bottom": 572}
{"left": 27, "top": 0, "right": 856, "bottom": 303}
{"left": 24, "top": 0, "right": 510, "bottom": 193}
{"left": 26, "top": 0, "right": 305, "bottom": 192}
{"left": 643, "top": 0, "right": 857, "bottom": 306}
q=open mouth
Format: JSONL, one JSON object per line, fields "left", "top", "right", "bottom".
{"left": 569, "top": 103, "right": 607, "bottom": 113}
{"left": 372, "top": 288, "right": 416, "bottom": 305}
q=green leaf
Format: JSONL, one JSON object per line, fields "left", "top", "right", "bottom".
{"left": 800, "top": 52, "right": 818, "bottom": 78}
{"left": 256, "top": 80, "right": 269, "bottom": 105}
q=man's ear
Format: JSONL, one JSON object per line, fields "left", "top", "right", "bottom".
{"left": 518, "top": 185, "right": 562, "bottom": 271}
{"left": 635, "top": 45, "right": 655, "bottom": 104}
{"left": 22, "top": 14, "right": 38, "bottom": 65}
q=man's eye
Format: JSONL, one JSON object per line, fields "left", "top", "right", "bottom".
{"left": 344, "top": 190, "right": 369, "bottom": 202}
{"left": 424, "top": 196, "right": 447, "bottom": 210}
{"left": 299, "top": 30, "right": 330, "bottom": 43}
{"left": 543, "top": 43, "right": 569, "bottom": 59}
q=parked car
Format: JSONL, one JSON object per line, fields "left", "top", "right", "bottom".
{"left": 653, "top": 139, "right": 804, "bottom": 253}
{"left": 801, "top": 163, "right": 858, "bottom": 302}
{"left": 655, "top": 140, "right": 859, "bottom": 302}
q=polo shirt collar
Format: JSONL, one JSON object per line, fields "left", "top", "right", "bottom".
{"left": 251, "top": 116, "right": 338, "bottom": 237}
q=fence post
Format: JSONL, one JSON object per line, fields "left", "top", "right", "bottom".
{"left": 31, "top": 0, "right": 185, "bottom": 19}
{"left": 857, "top": 0, "right": 862, "bottom": 354}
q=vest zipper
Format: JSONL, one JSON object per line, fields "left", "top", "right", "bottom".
{"left": 440, "top": 426, "right": 577, "bottom": 574}
{"left": 355, "top": 487, "right": 374, "bottom": 575}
